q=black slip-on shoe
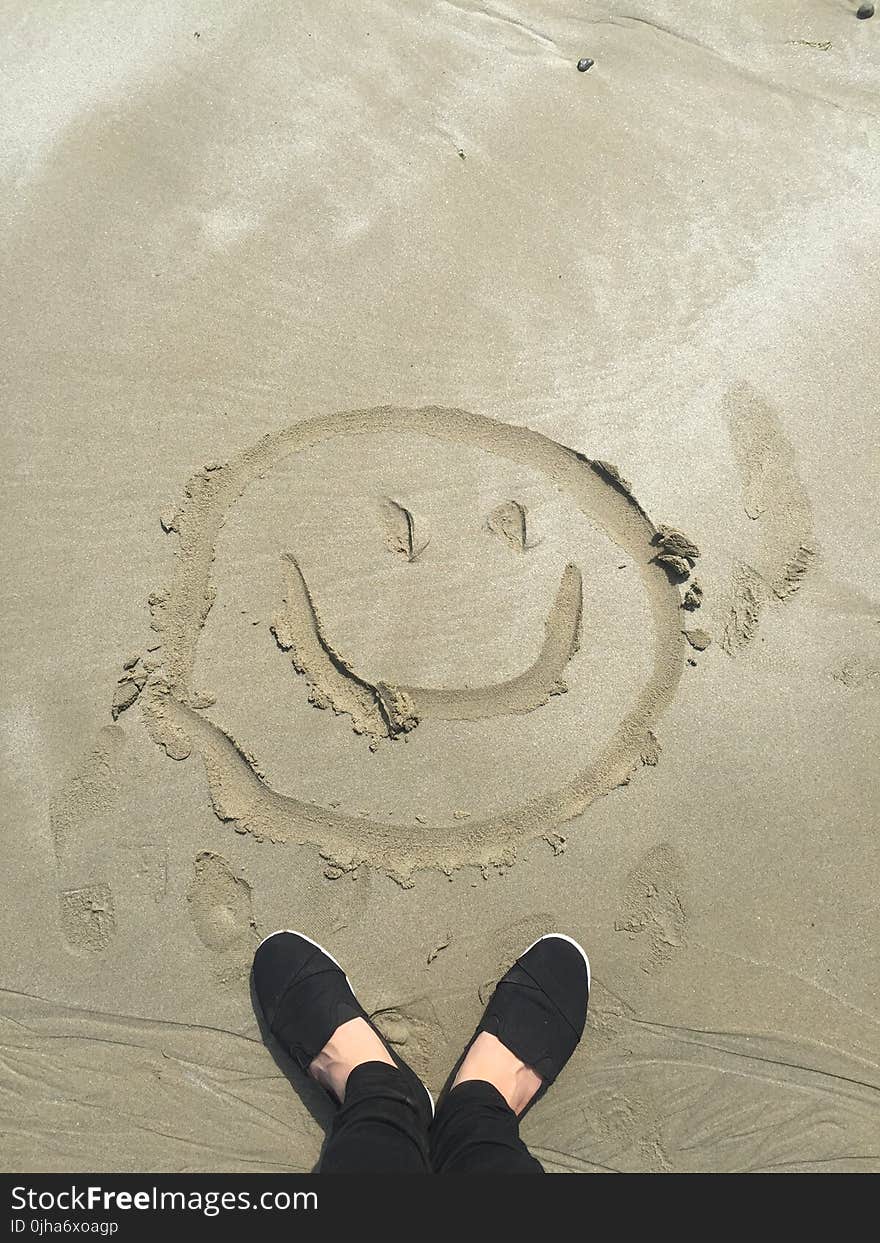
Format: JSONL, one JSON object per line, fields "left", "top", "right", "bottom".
{"left": 441, "top": 933, "right": 590, "bottom": 1118}
{"left": 252, "top": 930, "right": 434, "bottom": 1123}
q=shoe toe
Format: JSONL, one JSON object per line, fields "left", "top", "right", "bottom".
{"left": 253, "top": 931, "right": 322, "bottom": 1025}
{"left": 517, "top": 935, "right": 590, "bottom": 1038}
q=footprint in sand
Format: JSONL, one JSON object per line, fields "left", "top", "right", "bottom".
{"left": 370, "top": 997, "right": 451, "bottom": 1080}
{"left": 830, "top": 654, "right": 880, "bottom": 692}
{"left": 585, "top": 977, "right": 636, "bottom": 1049}
{"left": 50, "top": 724, "right": 125, "bottom": 953}
{"left": 615, "top": 843, "right": 687, "bottom": 973}
{"left": 186, "top": 851, "right": 257, "bottom": 979}
{"left": 58, "top": 883, "right": 116, "bottom": 953}
{"left": 477, "top": 913, "right": 556, "bottom": 1004}
{"left": 722, "top": 385, "right": 816, "bottom": 655}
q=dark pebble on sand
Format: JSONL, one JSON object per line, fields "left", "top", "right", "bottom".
{"left": 857, "top": 4, "right": 874, "bottom": 18}
{"left": 577, "top": 58, "right": 594, "bottom": 72}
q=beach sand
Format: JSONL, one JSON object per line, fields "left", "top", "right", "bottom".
{"left": 2, "top": 0, "right": 878, "bottom": 1171}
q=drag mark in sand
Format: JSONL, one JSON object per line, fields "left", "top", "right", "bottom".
{"left": 0, "top": 988, "right": 325, "bottom": 1172}
{"left": 139, "top": 406, "right": 688, "bottom": 882}
{"left": 722, "top": 386, "right": 816, "bottom": 654}
{"left": 5, "top": 987, "right": 875, "bottom": 1173}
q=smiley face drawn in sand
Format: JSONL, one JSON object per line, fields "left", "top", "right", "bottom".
{"left": 141, "top": 407, "right": 688, "bottom": 883}
{"left": 269, "top": 513, "right": 584, "bottom": 747}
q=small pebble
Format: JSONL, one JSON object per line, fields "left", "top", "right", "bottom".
{"left": 577, "top": 57, "right": 594, "bottom": 72}
{"left": 857, "top": 4, "right": 874, "bottom": 19}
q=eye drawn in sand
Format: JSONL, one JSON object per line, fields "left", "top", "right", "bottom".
{"left": 722, "top": 386, "right": 816, "bottom": 655}
{"left": 50, "top": 724, "right": 125, "bottom": 953}
{"left": 382, "top": 498, "right": 430, "bottom": 562}
{"left": 614, "top": 842, "right": 687, "bottom": 973}
{"left": 186, "top": 851, "right": 257, "bottom": 979}
{"left": 487, "top": 499, "right": 536, "bottom": 552}
{"left": 138, "top": 407, "right": 690, "bottom": 882}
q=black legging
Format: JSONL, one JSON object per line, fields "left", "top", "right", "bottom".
{"left": 320, "top": 1062, "right": 543, "bottom": 1174}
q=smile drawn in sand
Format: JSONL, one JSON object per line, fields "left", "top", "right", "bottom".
{"left": 135, "top": 407, "right": 693, "bottom": 883}
{"left": 271, "top": 551, "right": 584, "bottom": 746}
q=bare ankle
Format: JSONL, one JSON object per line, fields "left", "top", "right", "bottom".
{"left": 308, "top": 1017, "right": 394, "bottom": 1102}
{"left": 452, "top": 1031, "right": 542, "bottom": 1115}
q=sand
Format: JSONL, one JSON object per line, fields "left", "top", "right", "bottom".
{"left": 1, "top": 1, "right": 878, "bottom": 1172}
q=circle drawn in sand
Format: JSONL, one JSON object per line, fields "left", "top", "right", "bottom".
{"left": 142, "top": 407, "right": 685, "bottom": 882}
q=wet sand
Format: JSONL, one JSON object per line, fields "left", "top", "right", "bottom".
{"left": 2, "top": 1, "right": 879, "bottom": 1171}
